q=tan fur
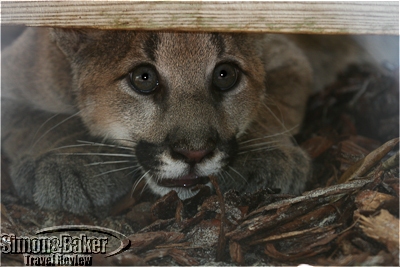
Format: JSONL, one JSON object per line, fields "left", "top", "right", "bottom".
{"left": 1, "top": 27, "right": 372, "bottom": 214}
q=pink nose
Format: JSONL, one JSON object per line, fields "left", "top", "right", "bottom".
{"left": 173, "top": 148, "right": 214, "bottom": 164}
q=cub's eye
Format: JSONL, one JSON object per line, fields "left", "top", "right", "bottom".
{"left": 128, "top": 65, "right": 159, "bottom": 94}
{"left": 212, "top": 63, "right": 238, "bottom": 91}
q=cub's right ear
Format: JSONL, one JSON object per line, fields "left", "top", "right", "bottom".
{"left": 50, "top": 27, "right": 104, "bottom": 58}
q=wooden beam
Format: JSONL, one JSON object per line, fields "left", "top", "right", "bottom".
{"left": 1, "top": 1, "right": 399, "bottom": 35}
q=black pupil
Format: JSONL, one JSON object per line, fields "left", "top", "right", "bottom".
{"left": 141, "top": 73, "right": 149, "bottom": 80}
{"left": 220, "top": 70, "right": 228, "bottom": 77}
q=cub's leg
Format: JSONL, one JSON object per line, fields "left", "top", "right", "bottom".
{"left": 2, "top": 100, "right": 135, "bottom": 215}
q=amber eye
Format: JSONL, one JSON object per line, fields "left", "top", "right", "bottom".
{"left": 212, "top": 63, "right": 238, "bottom": 91}
{"left": 128, "top": 65, "right": 159, "bottom": 94}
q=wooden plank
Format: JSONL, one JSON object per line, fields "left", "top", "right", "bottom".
{"left": 1, "top": 1, "right": 398, "bottom": 35}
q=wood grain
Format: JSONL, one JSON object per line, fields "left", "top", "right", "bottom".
{"left": 1, "top": 1, "right": 398, "bottom": 34}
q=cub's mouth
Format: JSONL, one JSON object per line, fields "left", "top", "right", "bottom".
{"left": 156, "top": 173, "right": 210, "bottom": 188}
{"left": 135, "top": 137, "right": 237, "bottom": 199}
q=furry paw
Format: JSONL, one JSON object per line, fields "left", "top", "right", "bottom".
{"left": 10, "top": 152, "right": 134, "bottom": 214}
{"left": 222, "top": 144, "right": 311, "bottom": 195}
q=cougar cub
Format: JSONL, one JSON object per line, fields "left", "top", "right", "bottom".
{"left": 1, "top": 28, "right": 369, "bottom": 214}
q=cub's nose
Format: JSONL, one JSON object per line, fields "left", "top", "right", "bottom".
{"left": 172, "top": 147, "right": 214, "bottom": 164}
{"left": 169, "top": 127, "right": 218, "bottom": 164}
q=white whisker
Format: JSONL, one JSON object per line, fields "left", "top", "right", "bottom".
{"left": 238, "top": 126, "right": 297, "bottom": 145}
{"left": 131, "top": 170, "right": 150, "bottom": 197}
{"left": 140, "top": 175, "right": 150, "bottom": 195}
{"left": 237, "top": 147, "right": 277, "bottom": 155}
{"left": 228, "top": 166, "right": 248, "bottom": 184}
{"left": 220, "top": 170, "right": 238, "bottom": 188}
{"left": 85, "top": 160, "right": 132, "bottom": 166}
{"left": 263, "top": 102, "right": 300, "bottom": 144}
{"left": 48, "top": 144, "right": 96, "bottom": 152}
{"left": 221, "top": 170, "right": 233, "bottom": 185}
{"left": 263, "top": 96, "right": 285, "bottom": 126}
{"left": 30, "top": 113, "right": 60, "bottom": 147}
{"left": 93, "top": 166, "right": 137, "bottom": 177}
{"left": 56, "top": 152, "right": 135, "bottom": 158}
{"left": 239, "top": 140, "right": 280, "bottom": 150}
{"left": 77, "top": 140, "right": 135, "bottom": 151}
{"left": 29, "top": 111, "right": 81, "bottom": 151}
{"left": 217, "top": 172, "right": 227, "bottom": 184}
{"left": 125, "top": 166, "right": 142, "bottom": 177}
{"left": 108, "top": 138, "right": 138, "bottom": 144}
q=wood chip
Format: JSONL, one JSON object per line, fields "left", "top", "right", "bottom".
{"left": 151, "top": 190, "right": 180, "bottom": 220}
{"left": 169, "top": 248, "right": 199, "bottom": 265}
{"left": 246, "top": 178, "right": 374, "bottom": 218}
{"left": 249, "top": 224, "right": 340, "bottom": 245}
{"left": 229, "top": 241, "right": 244, "bottom": 265}
{"left": 355, "top": 190, "right": 398, "bottom": 212}
{"left": 359, "top": 209, "right": 399, "bottom": 253}
{"left": 338, "top": 137, "right": 399, "bottom": 183}
{"left": 382, "top": 151, "right": 400, "bottom": 170}
{"left": 125, "top": 231, "right": 185, "bottom": 253}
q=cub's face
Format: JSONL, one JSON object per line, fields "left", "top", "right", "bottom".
{"left": 54, "top": 30, "right": 266, "bottom": 199}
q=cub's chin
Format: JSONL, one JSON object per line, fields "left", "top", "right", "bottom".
{"left": 145, "top": 173, "right": 213, "bottom": 200}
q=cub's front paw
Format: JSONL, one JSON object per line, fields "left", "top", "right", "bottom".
{"left": 10, "top": 152, "right": 134, "bottom": 214}
{"left": 224, "top": 145, "right": 311, "bottom": 195}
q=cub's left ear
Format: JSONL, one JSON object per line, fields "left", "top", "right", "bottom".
{"left": 50, "top": 27, "right": 104, "bottom": 58}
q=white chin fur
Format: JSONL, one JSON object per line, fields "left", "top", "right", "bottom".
{"left": 145, "top": 174, "right": 212, "bottom": 200}
{"left": 143, "top": 150, "right": 225, "bottom": 199}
